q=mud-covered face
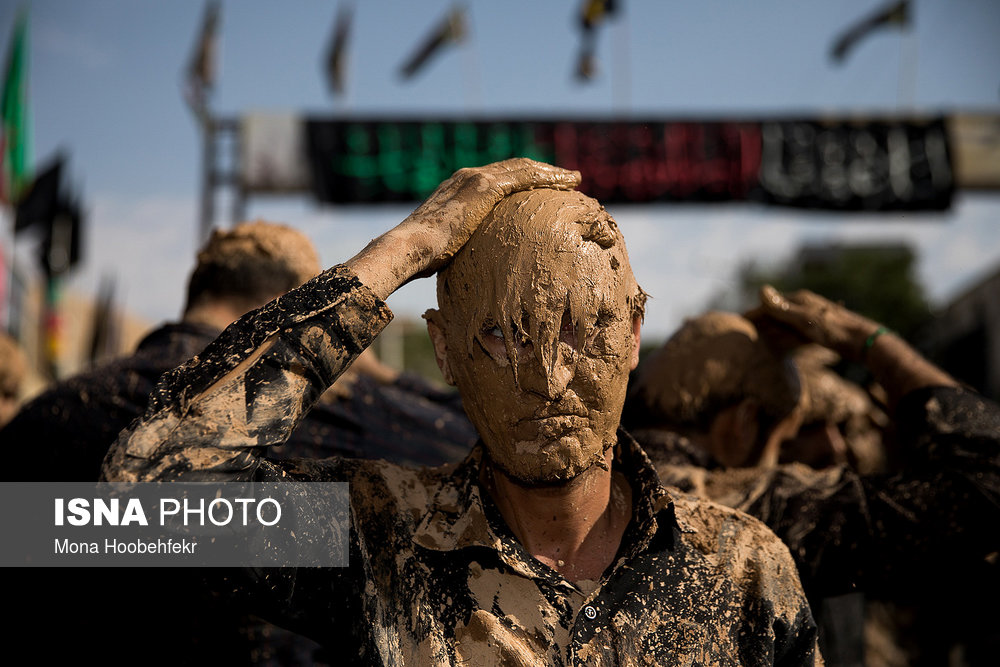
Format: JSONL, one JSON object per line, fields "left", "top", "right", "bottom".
{"left": 431, "top": 189, "right": 643, "bottom": 485}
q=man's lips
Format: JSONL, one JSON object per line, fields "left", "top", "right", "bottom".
{"left": 529, "top": 414, "right": 587, "bottom": 424}
{"left": 521, "top": 415, "right": 589, "bottom": 438}
{"left": 528, "top": 408, "right": 588, "bottom": 420}
{"left": 512, "top": 412, "right": 589, "bottom": 434}
{"left": 501, "top": 393, "right": 591, "bottom": 431}
{"left": 528, "top": 395, "right": 589, "bottom": 420}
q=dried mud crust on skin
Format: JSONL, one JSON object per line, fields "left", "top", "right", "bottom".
{"left": 433, "top": 188, "right": 645, "bottom": 485}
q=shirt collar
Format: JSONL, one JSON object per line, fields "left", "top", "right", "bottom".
{"left": 412, "top": 444, "right": 499, "bottom": 553}
{"left": 412, "top": 430, "right": 697, "bottom": 562}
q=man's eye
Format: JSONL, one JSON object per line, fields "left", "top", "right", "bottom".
{"left": 487, "top": 326, "right": 504, "bottom": 340}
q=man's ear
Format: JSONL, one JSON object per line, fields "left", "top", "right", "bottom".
{"left": 424, "top": 309, "right": 456, "bottom": 386}
{"left": 630, "top": 315, "right": 642, "bottom": 371}
{"left": 708, "top": 398, "right": 760, "bottom": 468}
{"left": 734, "top": 398, "right": 761, "bottom": 451}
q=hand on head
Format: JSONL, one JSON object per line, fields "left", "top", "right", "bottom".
{"left": 347, "top": 159, "right": 581, "bottom": 302}
{"left": 402, "top": 158, "right": 582, "bottom": 277}
{"left": 748, "top": 284, "right": 957, "bottom": 407}
{"left": 747, "top": 285, "right": 883, "bottom": 362}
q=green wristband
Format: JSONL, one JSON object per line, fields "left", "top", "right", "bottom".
{"left": 863, "top": 326, "right": 891, "bottom": 354}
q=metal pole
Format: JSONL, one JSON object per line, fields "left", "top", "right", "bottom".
{"left": 199, "top": 116, "right": 216, "bottom": 244}
{"left": 229, "top": 118, "right": 247, "bottom": 224}
{"left": 897, "top": 10, "right": 917, "bottom": 110}
{"left": 1, "top": 209, "right": 15, "bottom": 335}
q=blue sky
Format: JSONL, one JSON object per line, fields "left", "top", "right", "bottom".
{"left": 3, "top": 0, "right": 1000, "bottom": 342}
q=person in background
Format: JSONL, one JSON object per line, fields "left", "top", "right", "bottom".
{"left": 1, "top": 220, "right": 323, "bottom": 480}
{"left": 1, "top": 220, "right": 474, "bottom": 478}
{"left": 3, "top": 220, "right": 473, "bottom": 665}
{"left": 0, "top": 331, "right": 27, "bottom": 428}
{"left": 623, "top": 309, "right": 804, "bottom": 470}
{"left": 623, "top": 309, "right": 890, "bottom": 476}
{"left": 626, "top": 288, "right": 1000, "bottom": 666}
{"left": 622, "top": 309, "right": 869, "bottom": 664}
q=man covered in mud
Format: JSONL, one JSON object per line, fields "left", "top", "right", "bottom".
{"left": 103, "top": 159, "right": 819, "bottom": 664}
{"left": 626, "top": 291, "right": 1000, "bottom": 665}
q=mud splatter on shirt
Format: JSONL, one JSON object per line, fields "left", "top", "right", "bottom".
{"left": 642, "top": 387, "right": 1000, "bottom": 662}
{"left": 641, "top": 386, "right": 1000, "bottom": 605}
{"left": 102, "top": 265, "right": 819, "bottom": 665}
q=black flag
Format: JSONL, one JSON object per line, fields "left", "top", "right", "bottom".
{"left": 399, "top": 6, "right": 467, "bottom": 80}
{"left": 14, "top": 153, "right": 63, "bottom": 233}
{"left": 184, "top": 0, "right": 221, "bottom": 113}
{"left": 831, "top": 0, "right": 910, "bottom": 63}
{"left": 575, "top": 0, "right": 618, "bottom": 81}
{"left": 325, "top": 3, "right": 354, "bottom": 95}
{"left": 38, "top": 191, "right": 82, "bottom": 277}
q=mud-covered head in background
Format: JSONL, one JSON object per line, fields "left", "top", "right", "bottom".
{"left": 184, "top": 220, "right": 321, "bottom": 320}
{"left": 626, "top": 311, "right": 803, "bottom": 468}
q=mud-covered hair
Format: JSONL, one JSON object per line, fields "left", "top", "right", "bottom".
{"left": 435, "top": 189, "right": 646, "bottom": 382}
{"left": 624, "top": 311, "right": 801, "bottom": 432}
{"left": 184, "top": 220, "right": 320, "bottom": 315}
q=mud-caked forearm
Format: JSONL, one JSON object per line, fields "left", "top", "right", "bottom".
{"left": 101, "top": 266, "right": 393, "bottom": 483}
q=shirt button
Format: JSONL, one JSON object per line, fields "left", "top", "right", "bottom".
{"left": 583, "top": 606, "right": 597, "bottom": 620}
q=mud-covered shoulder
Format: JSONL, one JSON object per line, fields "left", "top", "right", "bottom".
{"left": 275, "top": 456, "right": 461, "bottom": 532}
{"left": 669, "top": 487, "right": 810, "bottom": 618}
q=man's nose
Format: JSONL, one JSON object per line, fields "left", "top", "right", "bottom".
{"left": 516, "top": 341, "right": 577, "bottom": 399}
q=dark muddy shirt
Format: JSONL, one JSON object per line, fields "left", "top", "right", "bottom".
{"left": 0, "top": 321, "right": 219, "bottom": 481}
{"left": 103, "top": 265, "right": 819, "bottom": 665}
{"left": 642, "top": 387, "right": 1000, "bottom": 603}
{"left": 271, "top": 370, "right": 475, "bottom": 465}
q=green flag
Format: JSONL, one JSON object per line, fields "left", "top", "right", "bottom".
{"left": 1, "top": 8, "right": 30, "bottom": 205}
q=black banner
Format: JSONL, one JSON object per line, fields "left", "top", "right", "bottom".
{"left": 305, "top": 116, "right": 953, "bottom": 211}
{"left": 757, "top": 118, "right": 953, "bottom": 211}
